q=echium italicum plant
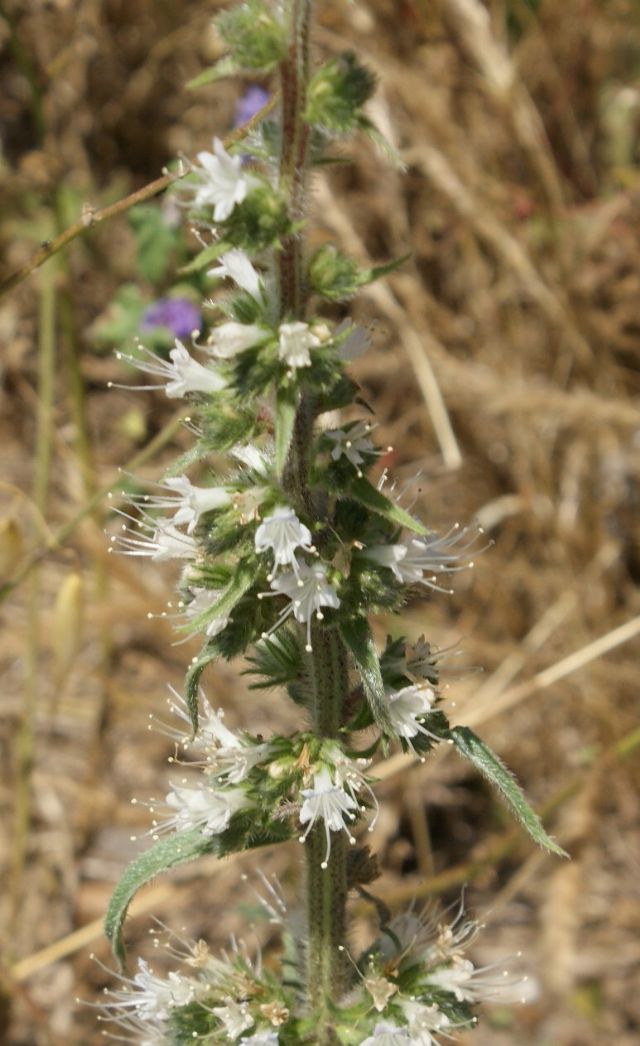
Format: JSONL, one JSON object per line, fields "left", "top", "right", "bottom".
{"left": 99, "top": 2, "right": 566, "bottom": 1043}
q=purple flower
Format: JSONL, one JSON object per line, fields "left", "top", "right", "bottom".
{"left": 141, "top": 298, "right": 202, "bottom": 340}
{"left": 233, "top": 85, "right": 270, "bottom": 129}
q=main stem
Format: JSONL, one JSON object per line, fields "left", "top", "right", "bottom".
{"left": 278, "top": 3, "right": 350, "bottom": 1040}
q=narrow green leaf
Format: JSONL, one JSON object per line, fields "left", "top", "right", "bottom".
{"left": 357, "top": 114, "right": 407, "bottom": 170}
{"left": 275, "top": 388, "right": 297, "bottom": 477}
{"left": 183, "top": 564, "right": 256, "bottom": 730}
{"left": 364, "top": 252, "right": 411, "bottom": 284}
{"left": 179, "top": 241, "right": 231, "bottom": 275}
{"left": 348, "top": 475, "right": 428, "bottom": 535}
{"left": 339, "top": 617, "right": 393, "bottom": 733}
{"left": 106, "top": 815, "right": 294, "bottom": 969}
{"left": 105, "top": 830, "right": 218, "bottom": 969}
{"left": 184, "top": 644, "right": 217, "bottom": 733}
{"left": 187, "top": 56, "right": 238, "bottom": 89}
{"left": 450, "top": 726, "right": 568, "bottom": 857}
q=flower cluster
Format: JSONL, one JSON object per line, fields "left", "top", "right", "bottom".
{"left": 97, "top": 903, "right": 520, "bottom": 1045}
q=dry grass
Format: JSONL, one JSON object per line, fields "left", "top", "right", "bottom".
{"left": 1, "top": 0, "right": 640, "bottom": 1043}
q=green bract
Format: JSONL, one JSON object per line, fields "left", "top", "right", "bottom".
{"left": 216, "top": 0, "right": 287, "bottom": 71}
{"left": 306, "top": 52, "right": 377, "bottom": 132}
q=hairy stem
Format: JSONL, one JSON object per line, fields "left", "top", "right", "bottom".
{"left": 278, "top": 3, "right": 351, "bottom": 1038}
{"left": 278, "top": 0, "right": 312, "bottom": 318}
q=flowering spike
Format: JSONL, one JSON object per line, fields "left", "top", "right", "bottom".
{"left": 100, "top": 2, "right": 552, "bottom": 1040}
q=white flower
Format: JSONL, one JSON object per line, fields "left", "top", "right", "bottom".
{"left": 209, "top": 249, "right": 263, "bottom": 300}
{"left": 191, "top": 137, "right": 256, "bottom": 221}
{"left": 207, "top": 321, "right": 268, "bottom": 359}
{"left": 405, "top": 635, "right": 440, "bottom": 685}
{"left": 423, "top": 951, "right": 523, "bottom": 1005}
{"left": 241, "top": 1033, "right": 279, "bottom": 1046}
{"left": 277, "top": 321, "right": 320, "bottom": 368}
{"left": 211, "top": 999, "right": 254, "bottom": 1039}
{"left": 101, "top": 959, "right": 199, "bottom": 1022}
{"left": 361, "top": 543, "right": 406, "bottom": 576}
{"left": 255, "top": 506, "right": 314, "bottom": 578}
{"left": 133, "top": 961, "right": 198, "bottom": 1019}
{"left": 424, "top": 957, "right": 477, "bottom": 1002}
{"left": 362, "top": 525, "right": 478, "bottom": 593}
{"left": 299, "top": 766, "right": 358, "bottom": 868}
{"left": 361, "top": 1023, "right": 412, "bottom": 1045}
{"left": 401, "top": 999, "right": 452, "bottom": 1043}
{"left": 183, "top": 586, "right": 229, "bottom": 637}
{"left": 137, "top": 475, "right": 230, "bottom": 533}
{"left": 231, "top": 443, "right": 271, "bottom": 476}
{"left": 165, "top": 476, "right": 230, "bottom": 532}
{"left": 113, "top": 339, "right": 226, "bottom": 399}
{"left": 111, "top": 518, "right": 197, "bottom": 561}
{"left": 387, "top": 685, "right": 435, "bottom": 740}
{"left": 197, "top": 706, "right": 272, "bottom": 783}
{"left": 325, "top": 420, "right": 376, "bottom": 474}
{"left": 162, "top": 781, "right": 251, "bottom": 835}
{"left": 263, "top": 561, "right": 340, "bottom": 651}
{"left": 100, "top": 1014, "right": 166, "bottom": 1046}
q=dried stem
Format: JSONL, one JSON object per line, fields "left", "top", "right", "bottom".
{"left": 0, "top": 98, "right": 277, "bottom": 300}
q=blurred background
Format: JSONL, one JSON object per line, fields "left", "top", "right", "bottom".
{"left": 1, "top": 0, "right": 640, "bottom": 1042}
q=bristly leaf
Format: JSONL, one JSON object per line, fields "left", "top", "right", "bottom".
{"left": 348, "top": 475, "right": 428, "bottom": 535}
{"left": 184, "top": 643, "right": 218, "bottom": 733}
{"left": 179, "top": 240, "right": 231, "bottom": 275}
{"left": 106, "top": 815, "right": 294, "bottom": 969}
{"left": 450, "top": 726, "right": 568, "bottom": 857}
{"left": 163, "top": 440, "right": 209, "bottom": 477}
{"left": 244, "top": 629, "right": 303, "bottom": 689}
{"left": 339, "top": 617, "right": 393, "bottom": 734}
{"left": 275, "top": 387, "right": 297, "bottom": 477}
{"left": 306, "top": 52, "right": 377, "bottom": 132}
{"left": 106, "top": 830, "right": 218, "bottom": 969}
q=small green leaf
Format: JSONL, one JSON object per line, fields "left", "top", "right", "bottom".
{"left": 179, "top": 241, "right": 231, "bottom": 275}
{"left": 275, "top": 388, "right": 297, "bottom": 477}
{"left": 450, "top": 726, "right": 568, "bottom": 857}
{"left": 105, "top": 830, "right": 217, "bottom": 968}
{"left": 187, "top": 56, "right": 239, "bottom": 89}
{"left": 339, "top": 617, "right": 393, "bottom": 733}
{"left": 348, "top": 476, "right": 428, "bottom": 535}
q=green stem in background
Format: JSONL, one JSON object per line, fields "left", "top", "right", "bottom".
{"left": 0, "top": 1, "right": 45, "bottom": 144}
{"left": 55, "top": 187, "right": 115, "bottom": 750}
{"left": 0, "top": 408, "right": 186, "bottom": 605}
{"left": 11, "top": 264, "right": 56, "bottom": 941}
